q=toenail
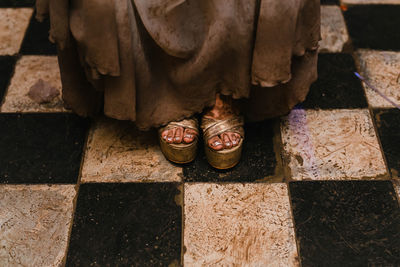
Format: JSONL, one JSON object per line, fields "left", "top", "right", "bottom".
{"left": 213, "top": 141, "right": 222, "bottom": 146}
{"left": 174, "top": 137, "right": 180, "bottom": 141}
{"left": 185, "top": 134, "right": 192, "bottom": 138}
{"left": 232, "top": 140, "right": 237, "bottom": 145}
{"left": 167, "top": 137, "right": 173, "bottom": 141}
{"left": 163, "top": 136, "right": 167, "bottom": 140}
{"left": 226, "top": 142, "right": 231, "bottom": 146}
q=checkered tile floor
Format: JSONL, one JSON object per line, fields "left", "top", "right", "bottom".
{"left": 1, "top": 1, "right": 400, "bottom": 266}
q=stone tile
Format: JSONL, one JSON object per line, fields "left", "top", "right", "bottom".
{"left": 66, "top": 183, "right": 181, "bottom": 266}
{"left": 0, "top": 113, "right": 89, "bottom": 184}
{"left": 0, "top": 0, "right": 34, "bottom": 7}
{"left": 322, "top": 0, "right": 339, "bottom": 4}
{"left": 343, "top": 5, "right": 400, "bottom": 50}
{"left": 0, "top": 8, "right": 33, "bottom": 55}
{"left": 81, "top": 117, "right": 182, "bottom": 183}
{"left": 320, "top": 6, "right": 349, "bottom": 53}
{"left": 342, "top": 0, "right": 400, "bottom": 4}
{"left": 0, "top": 56, "right": 16, "bottom": 102}
{"left": 184, "top": 183, "right": 299, "bottom": 266}
{"left": 373, "top": 109, "right": 400, "bottom": 178}
{"left": 301, "top": 53, "right": 367, "bottom": 109}
{"left": 1, "top": 56, "right": 66, "bottom": 113}
{"left": 183, "top": 120, "right": 278, "bottom": 182}
{"left": 356, "top": 50, "right": 400, "bottom": 108}
{"left": 281, "top": 109, "right": 387, "bottom": 180}
{"left": 290, "top": 181, "right": 400, "bottom": 266}
{"left": 20, "top": 13, "right": 57, "bottom": 55}
{"left": 0, "top": 185, "right": 76, "bottom": 267}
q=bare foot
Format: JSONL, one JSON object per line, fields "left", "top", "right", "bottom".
{"left": 162, "top": 126, "right": 197, "bottom": 144}
{"left": 203, "top": 94, "right": 241, "bottom": 151}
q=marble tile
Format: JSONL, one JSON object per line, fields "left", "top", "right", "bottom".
{"left": 301, "top": 53, "right": 367, "bottom": 109}
{"left": 356, "top": 50, "right": 400, "bottom": 109}
{"left": 320, "top": 5, "right": 349, "bottom": 53}
{"left": 20, "top": 13, "right": 57, "bottom": 55}
{"left": 184, "top": 183, "right": 299, "bottom": 266}
{"left": 341, "top": 0, "right": 400, "bottom": 4}
{"left": 66, "top": 183, "right": 181, "bottom": 266}
{"left": 0, "top": 8, "right": 33, "bottom": 55}
{"left": 322, "top": 0, "right": 339, "bottom": 4}
{"left": 1, "top": 56, "right": 66, "bottom": 113}
{"left": 183, "top": 120, "right": 278, "bottom": 182}
{"left": 343, "top": 5, "right": 400, "bottom": 50}
{"left": 0, "top": 113, "right": 89, "bottom": 184}
{"left": 0, "top": 185, "right": 76, "bottom": 267}
{"left": 0, "top": 56, "right": 16, "bottom": 102}
{"left": 281, "top": 109, "right": 387, "bottom": 180}
{"left": 394, "top": 180, "right": 400, "bottom": 197}
{"left": 290, "top": 181, "right": 400, "bottom": 266}
{"left": 373, "top": 109, "right": 400, "bottom": 178}
{"left": 81, "top": 117, "right": 182, "bottom": 183}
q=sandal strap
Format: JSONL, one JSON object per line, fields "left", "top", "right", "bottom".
{"left": 159, "top": 118, "right": 199, "bottom": 134}
{"left": 201, "top": 116, "right": 244, "bottom": 142}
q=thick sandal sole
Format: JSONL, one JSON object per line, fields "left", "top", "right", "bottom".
{"left": 159, "top": 137, "right": 198, "bottom": 164}
{"left": 204, "top": 138, "right": 243, "bottom": 170}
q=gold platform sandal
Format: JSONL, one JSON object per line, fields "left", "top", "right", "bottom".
{"left": 159, "top": 118, "right": 199, "bottom": 164}
{"left": 201, "top": 116, "right": 244, "bottom": 169}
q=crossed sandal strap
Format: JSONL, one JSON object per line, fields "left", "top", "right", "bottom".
{"left": 159, "top": 118, "right": 199, "bottom": 134}
{"left": 201, "top": 116, "right": 244, "bottom": 142}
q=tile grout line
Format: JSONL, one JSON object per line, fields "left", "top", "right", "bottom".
{"left": 60, "top": 117, "right": 93, "bottom": 267}
{"left": 286, "top": 182, "right": 303, "bottom": 267}
{"left": 352, "top": 50, "right": 392, "bottom": 180}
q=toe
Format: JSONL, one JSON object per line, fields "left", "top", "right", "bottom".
{"left": 222, "top": 133, "right": 233, "bottom": 149}
{"left": 229, "top": 132, "right": 239, "bottom": 147}
{"left": 162, "top": 130, "right": 168, "bottom": 141}
{"left": 183, "top": 129, "right": 196, "bottom": 143}
{"left": 166, "top": 128, "right": 175, "bottom": 143}
{"left": 174, "top": 127, "right": 183, "bottom": 143}
{"left": 208, "top": 136, "right": 223, "bottom": 151}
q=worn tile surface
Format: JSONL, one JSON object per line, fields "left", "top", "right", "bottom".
{"left": 290, "top": 181, "right": 400, "bottom": 266}
{"left": 320, "top": 5, "right": 349, "bottom": 53}
{"left": 373, "top": 109, "right": 400, "bottom": 178}
{"left": 0, "top": 185, "right": 76, "bottom": 267}
{"left": 66, "top": 183, "right": 181, "bottom": 267}
{"left": 0, "top": 56, "right": 16, "bottom": 102}
{"left": 0, "top": 8, "right": 32, "bottom": 55}
{"left": 20, "top": 13, "right": 57, "bottom": 55}
{"left": 0, "top": 113, "right": 89, "bottom": 184}
{"left": 183, "top": 120, "right": 278, "bottom": 182}
{"left": 343, "top": 5, "right": 400, "bottom": 50}
{"left": 301, "top": 53, "right": 367, "bottom": 109}
{"left": 281, "top": 109, "right": 387, "bottom": 180}
{"left": 356, "top": 50, "right": 400, "bottom": 108}
{"left": 81, "top": 117, "right": 182, "bottom": 183}
{"left": 1, "top": 56, "right": 65, "bottom": 112}
{"left": 184, "top": 183, "right": 298, "bottom": 266}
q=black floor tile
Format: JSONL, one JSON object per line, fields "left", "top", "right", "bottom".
{"left": 373, "top": 109, "right": 400, "bottom": 177}
{"left": 343, "top": 5, "right": 400, "bottom": 50}
{"left": 20, "top": 13, "right": 57, "bottom": 55}
{"left": 301, "top": 53, "right": 368, "bottom": 109}
{"left": 66, "top": 183, "right": 182, "bottom": 267}
{"left": 0, "top": 113, "right": 88, "bottom": 184}
{"left": 321, "top": 0, "right": 339, "bottom": 5}
{"left": 290, "top": 181, "right": 400, "bottom": 266}
{"left": 0, "top": 56, "right": 16, "bottom": 102}
{"left": 0, "top": 0, "right": 34, "bottom": 7}
{"left": 183, "top": 120, "right": 277, "bottom": 182}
